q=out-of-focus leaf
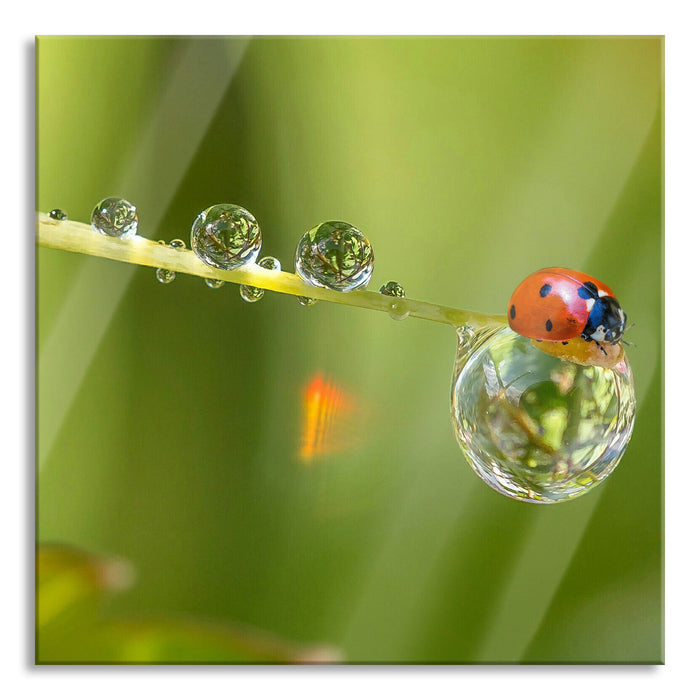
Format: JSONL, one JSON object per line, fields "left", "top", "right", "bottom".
{"left": 37, "top": 543, "right": 135, "bottom": 629}
{"left": 36, "top": 544, "right": 342, "bottom": 664}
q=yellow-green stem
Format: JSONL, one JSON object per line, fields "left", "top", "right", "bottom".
{"left": 36, "top": 213, "right": 507, "bottom": 329}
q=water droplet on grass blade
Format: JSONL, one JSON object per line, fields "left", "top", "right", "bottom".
{"left": 191, "top": 204, "right": 261, "bottom": 270}
{"left": 48, "top": 209, "right": 67, "bottom": 221}
{"left": 238, "top": 256, "right": 282, "bottom": 301}
{"left": 295, "top": 221, "right": 373, "bottom": 292}
{"left": 240, "top": 285, "right": 265, "bottom": 303}
{"left": 388, "top": 299, "right": 410, "bottom": 321}
{"left": 91, "top": 197, "right": 138, "bottom": 239}
{"left": 451, "top": 325, "right": 636, "bottom": 503}
{"left": 156, "top": 268, "right": 176, "bottom": 284}
{"left": 205, "top": 278, "right": 225, "bottom": 289}
{"left": 380, "top": 281, "right": 405, "bottom": 297}
{"left": 297, "top": 296, "right": 318, "bottom": 307}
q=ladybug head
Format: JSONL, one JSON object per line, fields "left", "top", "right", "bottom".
{"left": 583, "top": 296, "right": 627, "bottom": 345}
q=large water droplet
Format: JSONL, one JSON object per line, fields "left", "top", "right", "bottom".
{"left": 91, "top": 197, "right": 138, "bottom": 239}
{"left": 191, "top": 204, "right": 261, "bottom": 270}
{"left": 451, "top": 325, "right": 636, "bottom": 503}
{"left": 295, "top": 221, "right": 373, "bottom": 292}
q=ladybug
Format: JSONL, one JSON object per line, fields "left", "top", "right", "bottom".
{"left": 507, "top": 267, "right": 627, "bottom": 349}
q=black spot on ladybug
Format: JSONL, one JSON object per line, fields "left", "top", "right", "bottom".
{"left": 577, "top": 281, "right": 598, "bottom": 299}
{"left": 546, "top": 319, "right": 553, "bottom": 332}
{"left": 510, "top": 305, "right": 516, "bottom": 319}
{"left": 562, "top": 341, "right": 568, "bottom": 345}
{"left": 539, "top": 283, "right": 552, "bottom": 297}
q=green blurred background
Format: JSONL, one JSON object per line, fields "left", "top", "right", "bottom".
{"left": 36, "top": 36, "right": 662, "bottom": 663}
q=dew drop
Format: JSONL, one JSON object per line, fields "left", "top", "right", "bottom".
{"left": 156, "top": 268, "right": 176, "bottom": 284}
{"left": 191, "top": 204, "right": 261, "bottom": 270}
{"left": 379, "top": 281, "right": 405, "bottom": 298}
{"left": 236, "top": 255, "right": 281, "bottom": 301}
{"left": 258, "top": 255, "right": 282, "bottom": 272}
{"left": 294, "top": 221, "right": 373, "bottom": 292}
{"left": 205, "top": 278, "right": 225, "bottom": 289}
{"left": 154, "top": 239, "right": 180, "bottom": 284}
{"left": 297, "top": 296, "right": 318, "bottom": 307}
{"left": 388, "top": 299, "right": 410, "bottom": 321}
{"left": 451, "top": 325, "right": 636, "bottom": 503}
{"left": 91, "top": 197, "right": 138, "bottom": 239}
{"left": 48, "top": 208, "right": 67, "bottom": 221}
{"left": 240, "top": 285, "right": 265, "bottom": 303}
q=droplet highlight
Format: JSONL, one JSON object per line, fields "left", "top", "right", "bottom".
{"left": 191, "top": 203, "right": 261, "bottom": 270}
{"left": 91, "top": 197, "right": 138, "bottom": 239}
{"left": 295, "top": 221, "right": 373, "bottom": 292}
{"left": 451, "top": 325, "right": 636, "bottom": 503}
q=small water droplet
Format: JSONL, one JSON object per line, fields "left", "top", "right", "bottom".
{"left": 388, "top": 299, "right": 410, "bottom": 321}
{"left": 240, "top": 285, "right": 265, "bottom": 303}
{"left": 237, "top": 255, "right": 282, "bottom": 301}
{"left": 297, "top": 296, "right": 318, "bottom": 307}
{"left": 205, "top": 278, "right": 225, "bottom": 289}
{"left": 155, "top": 239, "right": 178, "bottom": 284}
{"left": 258, "top": 255, "right": 282, "bottom": 272}
{"left": 91, "top": 197, "right": 138, "bottom": 239}
{"left": 156, "top": 268, "right": 176, "bottom": 284}
{"left": 48, "top": 209, "right": 67, "bottom": 221}
{"left": 191, "top": 203, "right": 261, "bottom": 270}
{"left": 295, "top": 221, "right": 373, "bottom": 292}
{"left": 379, "top": 280, "right": 405, "bottom": 298}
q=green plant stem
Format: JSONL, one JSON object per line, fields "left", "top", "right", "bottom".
{"left": 36, "top": 213, "right": 507, "bottom": 329}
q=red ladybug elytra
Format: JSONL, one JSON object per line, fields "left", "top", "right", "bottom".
{"left": 507, "top": 267, "right": 627, "bottom": 347}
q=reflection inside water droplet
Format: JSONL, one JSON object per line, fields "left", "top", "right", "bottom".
{"left": 295, "top": 221, "right": 373, "bottom": 292}
{"left": 240, "top": 285, "right": 265, "bottom": 303}
{"left": 91, "top": 197, "right": 138, "bottom": 239}
{"left": 451, "top": 325, "right": 636, "bottom": 503}
{"left": 48, "top": 209, "right": 67, "bottom": 221}
{"left": 379, "top": 281, "right": 405, "bottom": 298}
{"left": 156, "top": 268, "right": 175, "bottom": 284}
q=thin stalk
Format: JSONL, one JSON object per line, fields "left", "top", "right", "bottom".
{"left": 36, "top": 213, "right": 507, "bottom": 329}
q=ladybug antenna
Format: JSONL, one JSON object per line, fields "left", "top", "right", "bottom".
{"left": 621, "top": 339, "right": 637, "bottom": 348}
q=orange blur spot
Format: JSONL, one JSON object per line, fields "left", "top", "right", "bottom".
{"left": 299, "top": 373, "right": 359, "bottom": 462}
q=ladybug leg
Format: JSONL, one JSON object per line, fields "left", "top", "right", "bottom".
{"left": 595, "top": 341, "right": 608, "bottom": 356}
